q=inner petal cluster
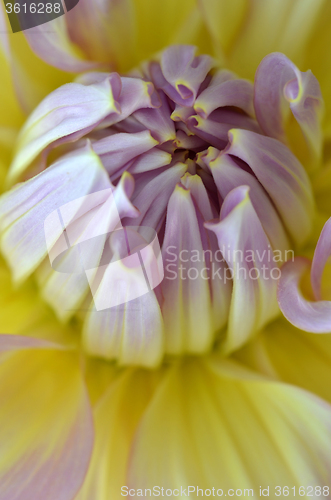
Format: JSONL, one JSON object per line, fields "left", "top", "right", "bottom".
{"left": 0, "top": 45, "right": 320, "bottom": 367}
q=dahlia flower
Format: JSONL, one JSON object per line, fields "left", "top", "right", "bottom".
{"left": 1, "top": 1, "right": 331, "bottom": 499}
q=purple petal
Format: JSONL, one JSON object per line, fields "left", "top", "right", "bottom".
{"left": 206, "top": 186, "right": 279, "bottom": 354}
{"left": 133, "top": 90, "right": 176, "bottom": 143}
{"left": 278, "top": 257, "right": 331, "bottom": 333}
{"left": 128, "top": 148, "right": 172, "bottom": 174}
{"left": 226, "top": 129, "right": 314, "bottom": 246}
{"left": 204, "top": 150, "right": 290, "bottom": 255}
{"left": 0, "top": 144, "right": 111, "bottom": 283}
{"left": 8, "top": 77, "right": 121, "bottom": 184}
{"left": 254, "top": 52, "right": 324, "bottom": 163}
{"left": 24, "top": 19, "right": 97, "bottom": 73}
{"left": 160, "top": 45, "right": 213, "bottom": 106}
{"left": 124, "top": 163, "right": 187, "bottom": 232}
{"left": 311, "top": 217, "right": 331, "bottom": 301}
{"left": 194, "top": 69, "right": 255, "bottom": 118}
{"left": 100, "top": 77, "right": 161, "bottom": 128}
{"left": 91, "top": 130, "right": 158, "bottom": 177}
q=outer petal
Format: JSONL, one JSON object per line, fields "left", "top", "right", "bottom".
{"left": 311, "top": 217, "right": 331, "bottom": 300}
{"left": 206, "top": 186, "right": 279, "bottom": 354}
{"left": 128, "top": 358, "right": 331, "bottom": 492}
{"left": 8, "top": 76, "right": 121, "bottom": 184}
{"left": 0, "top": 145, "right": 111, "bottom": 283}
{"left": 254, "top": 52, "right": 324, "bottom": 163}
{"left": 76, "top": 369, "right": 159, "bottom": 500}
{"left": 228, "top": 0, "right": 326, "bottom": 80}
{"left": 278, "top": 257, "right": 331, "bottom": 333}
{"left": 0, "top": 336, "right": 93, "bottom": 500}
{"left": 237, "top": 317, "right": 331, "bottom": 404}
{"left": 23, "top": 18, "right": 95, "bottom": 73}
{"left": 226, "top": 129, "right": 314, "bottom": 246}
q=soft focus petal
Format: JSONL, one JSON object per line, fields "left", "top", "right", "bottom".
{"left": 77, "top": 369, "right": 159, "bottom": 500}
{"left": 0, "top": 336, "right": 93, "bottom": 500}
{"left": 8, "top": 76, "right": 121, "bottom": 184}
{"left": 237, "top": 317, "right": 331, "bottom": 404}
{"left": 254, "top": 52, "right": 323, "bottom": 164}
{"left": 226, "top": 129, "right": 314, "bottom": 246}
{"left": 0, "top": 145, "right": 110, "bottom": 283}
{"left": 311, "top": 217, "right": 331, "bottom": 300}
{"left": 128, "top": 358, "right": 331, "bottom": 492}
{"left": 23, "top": 18, "right": 94, "bottom": 73}
{"left": 278, "top": 257, "right": 331, "bottom": 333}
{"left": 228, "top": 0, "right": 326, "bottom": 80}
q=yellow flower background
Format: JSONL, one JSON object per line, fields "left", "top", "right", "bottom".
{"left": 1, "top": 1, "right": 331, "bottom": 499}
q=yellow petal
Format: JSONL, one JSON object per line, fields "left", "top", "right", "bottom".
{"left": 76, "top": 368, "right": 160, "bottom": 500}
{"left": 134, "top": 0, "right": 197, "bottom": 63}
{"left": 237, "top": 317, "right": 331, "bottom": 404}
{"left": 0, "top": 338, "right": 93, "bottom": 500}
{"left": 128, "top": 358, "right": 331, "bottom": 491}
{"left": 227, "top": 0, "right": 326, "bottom": 80}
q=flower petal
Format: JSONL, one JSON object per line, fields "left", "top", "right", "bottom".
{"left": 311, "top": 217, "right": 331, "bottom": 300}
{"left": 254, "top": 52, "right": 324, "bottom": 163}
{"left": 23, "top": 18, "right": 95, "bottom": 73}
{"left": 206, "top": 186, "right": 279, "bottom": 354}
{"left": 194, "top": 69, "right": 255, "bottom": 118}
{"left": 76, "top": 369, "right": 158, "bottom": 500}
{"left": 204, "top": 150, "right": 290, "bottom": 256}
{"left": 91, "top": 130, "right": 158, "bottom": 179}
{"left": 8, "top": 76, "right": 121, "bottom": 184}
{"left": 0, "top": 145, "right": 110, "bottom": 284}
{"left": 226, "top": 129, "right": 314, "bottom": 246}
{"left": 238, "top": 317, "right": 331, "bottom": 404}
{"left": 278, "top": 257, "right": 331, "bottom": 333}
{"left": 161, "top": 184, "right": 223, "bottom": 355}
{"left": 0, "top": 336, "right": 93, "bottom": 500}
{"left": 128, "top": 358, "right": 331, "bottom": 492}
{"left": 160, "top": 45, "right": 213, "bottom": 106}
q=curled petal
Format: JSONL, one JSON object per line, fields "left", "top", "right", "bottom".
{"left": 311, "top": 217, "right": 331, "bottom": 301}
{"left": 160, "top": 45, "right": 213, "bottom": 106}
{"left": 206, "top": 186, "right": 279, "bottom": 354}
{"left": 8, "top": 77, "right": 121, "bottom": 184}
{"left": 0, "top": 145, "right": 110, "bottom": 283}
{"left": 0, "top": 336, "right": 93, "bottom": 500}
{"left": 100, "top": 77, "right": 161, "bottom": 128}
{"left": 278, "top": 257, "right": 331, "bottom": 333}
{"left": 226, "top": 129, "right": 314, "bottom": 246}
{"left": 204, "top": 150, "right": 290, "bottom": 256}
{"left": 194, "top": 69, "right": 255, "bottom": 118}
{"left": 128, "top": 148, "right": 172, "bottom": 174}
{"left": 254, "top": 52, "right": 324, "bottom": 163}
